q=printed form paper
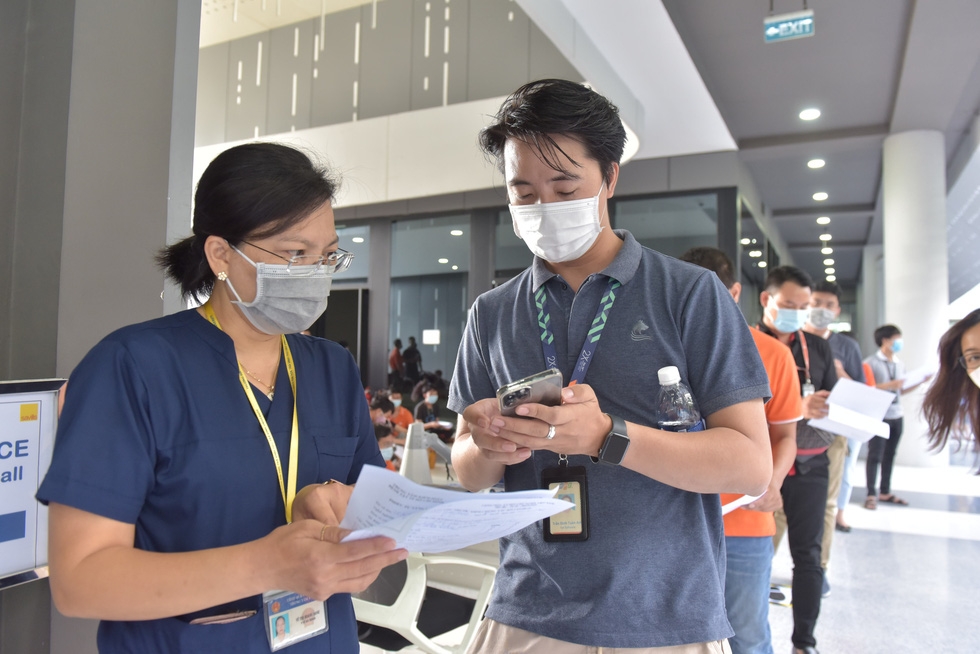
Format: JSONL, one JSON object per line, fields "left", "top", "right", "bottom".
{"left": 340, "top": 465, "right": 573, "bottom": 553}
{"left": 809, "top": 378, "right": 894, "bottom": 442}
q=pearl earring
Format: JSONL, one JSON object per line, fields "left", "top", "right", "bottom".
{"left": 217, "top": 272, "right": 228, "bottom": 281}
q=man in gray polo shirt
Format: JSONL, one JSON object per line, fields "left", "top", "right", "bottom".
{"left": 448, "top": 79, "right": 772, "bottom": 653}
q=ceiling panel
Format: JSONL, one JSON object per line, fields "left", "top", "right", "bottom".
{"left": 746, "top": 148, "right": 881, "bottom": 211}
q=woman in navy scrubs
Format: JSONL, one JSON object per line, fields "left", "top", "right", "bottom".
{"left": 37, "top": 143, "right": 407, "bottom": 652}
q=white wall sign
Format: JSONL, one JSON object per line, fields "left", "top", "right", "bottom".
{"left": 0, "top": 380, "right": 61, "bottom": 582}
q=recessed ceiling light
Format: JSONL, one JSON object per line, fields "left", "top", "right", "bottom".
{"left": 452, "top": 265, "right": 459, "bottom": 270}
{"left": 749, "top": 250, "right": 763, "bottom": 258}
{"left": 808, "top": 159, "right": 826, "bottom": 169}
{"left": 450, "top": 229, "right": 464, "bottom": 236}
{"left": 826, "top": 274, "right": 836, "bottom": 282}
{"left": 800, "top": 108, "right": 821, "bottom": 121}
{"left": 351, "top": 236, "right": 364, "bottom": 243}
{"left": 812, "top": 192, "right": 829, "bottom": 201}
{"left": 758, "top": 261, "right": 768, "bottom": 268}
{"left": 438, "top": 258, "right": 449, "bottom": 264}
{"left": 740, "top": 238, "right": 751, "bottom": 245}
{"left": 821, "top": 247, "right": 833, "bottom": 255}
{"left": 816, "top": 216, "right": 831, "bottom": 225}
{"left": 825, "top": 267, "right": 836, "bottom": 275}
{"left": 751, "top": 239, "right": 758, "bottom": 244}
{"left": 819, "top": 233, "right": 832, "bottom": 241}
{"left": 823, "top": 258, "right": 835, "bottom": 266}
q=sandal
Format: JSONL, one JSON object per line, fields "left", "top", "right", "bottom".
{"left": 864, "top": 496, "right": 877, "bottom": 510}
{"left": 879, "top": 494, "right": 909, "bottom": 506}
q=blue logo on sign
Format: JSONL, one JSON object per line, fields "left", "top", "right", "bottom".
{"left": 0, "top": 511, "right": 26, "bottom": 543}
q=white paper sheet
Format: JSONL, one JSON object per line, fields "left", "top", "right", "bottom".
{"left": 809, "top": 378, "right": 894, "bottom": 442}
{"left": 901, "top": 365, "right": 935, "bottom": 390}
{"left": 721, "top": 493, "right": 763, "bottom": 515}
{"left": 339, "top": 465, "right": 573, "bottom": 552}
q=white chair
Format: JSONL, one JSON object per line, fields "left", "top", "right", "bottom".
{"left": 353, "top": 551, "right": 496, "bottom": 654}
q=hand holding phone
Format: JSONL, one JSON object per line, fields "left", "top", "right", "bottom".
{"left": 496, "top": 369, "right": 563, "bottom": 417}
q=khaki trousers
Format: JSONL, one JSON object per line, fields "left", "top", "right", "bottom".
{"left": 821, "top": 435, "right": 847, "bottom": 568}
{"left": 466, "top": 618, "right": 732, "bottom": 654}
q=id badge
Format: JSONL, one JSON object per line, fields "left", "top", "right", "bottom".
{"left": 802, "top": 382, "right": 815, "bottom": 397}
{"left": 541, "top": 463, "right": 589, "bottom": 542}
{"left": 263, "top": 590, "right": 328, "bottom": 651}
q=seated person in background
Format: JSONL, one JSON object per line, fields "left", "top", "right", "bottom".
{"left": 369, "top": 395, "right": 406, "bottom": 440}
{"left": 375, "top": 424, "right": 399, "bottom": 471}
{"left": 387, "top": 389, "right": 415, "bottom": 432}
{"left": 414, "top": 389, "right": 454, "bottom": 442}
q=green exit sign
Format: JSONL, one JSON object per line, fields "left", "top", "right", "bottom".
{"left": 764, "top": 10, "right": 815, "bottom": 43}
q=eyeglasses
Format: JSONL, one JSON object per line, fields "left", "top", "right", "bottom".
{"left": 958, "top": 352, "right": 980, "bottom": 372}
{"left": 241, "top": 241, "right": 353, "bottom": 276}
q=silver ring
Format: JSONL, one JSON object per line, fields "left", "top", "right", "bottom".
{"left": 546, "top": 424, "right": 556, "bottom": 440}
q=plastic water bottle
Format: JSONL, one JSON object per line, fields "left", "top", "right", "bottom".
{"left": 656, "top": 366, "right": 704, "bottom": 432}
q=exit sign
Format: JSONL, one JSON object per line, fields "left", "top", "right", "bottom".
{"left": 764, "top": 9, "right": 814, "bottom": 43}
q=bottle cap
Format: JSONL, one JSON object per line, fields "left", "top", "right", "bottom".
{"left": 658, "top": 366, "right": 680, "bottom": 385}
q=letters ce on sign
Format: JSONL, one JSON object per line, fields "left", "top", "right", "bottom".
{"left": 764, "top": 9, "right": 815, "bottom": 43}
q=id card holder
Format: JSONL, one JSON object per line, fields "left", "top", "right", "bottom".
{"left": 541, "top": 457, "right": 589, "bottom": 542}
{"left": 263, "top": 590, "right": 328, "bottom": 651}
{"left": 802, "top": 382, "right": 815, "bottom": 397}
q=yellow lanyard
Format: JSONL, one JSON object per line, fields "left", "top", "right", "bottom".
{"left": 204, "top": 302, "right": 300, "bottom": 523}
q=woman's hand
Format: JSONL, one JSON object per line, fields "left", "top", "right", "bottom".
{"left": 291, "top": 481, "right": 353, "bottom": 525}
{"left": 261, "top": 520, "right": 407, "bottom": 601}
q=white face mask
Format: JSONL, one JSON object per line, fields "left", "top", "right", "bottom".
{"left": 509, "top": 183, "right": 606, "bottom": 263}
{"left": 225, "top": 246, "right": 332, "bottom": 335}
{"left": 808, "top": 307, "right": 835, "bottom": 330}
{"left": 970, "top": 367, "right": 980, "bottom": 390}
{"left": 380, "top": 446, "right": 394, "bottom": 461}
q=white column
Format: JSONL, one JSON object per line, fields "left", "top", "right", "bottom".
{"left": 881, "top": 130, "right": 949, "bottom": 467}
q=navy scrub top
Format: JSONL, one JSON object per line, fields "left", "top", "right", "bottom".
{"left": 37, "top": 308, "right": 383, "bottom": 653}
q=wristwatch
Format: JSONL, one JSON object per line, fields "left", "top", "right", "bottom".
{"left": 595, "top": 414, "right": 630, "bottom": 465}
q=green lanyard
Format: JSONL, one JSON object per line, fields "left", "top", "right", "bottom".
{"left": 204, "top": 302, "right": 300, "bottom": 523}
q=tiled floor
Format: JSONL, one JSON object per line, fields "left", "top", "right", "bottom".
{"left": 362, "top": 463, "right": 980, "bottom": 654}
{"left": 769, "top": 463, "right": 980, "bottom": 654}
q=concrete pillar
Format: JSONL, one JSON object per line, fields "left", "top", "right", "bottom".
{"left": 881, "top": 131, "right": 949, "bottom": 467}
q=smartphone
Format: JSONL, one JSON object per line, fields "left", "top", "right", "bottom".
{"left": 496, "top": 369, "right": 563, "bottom": 417}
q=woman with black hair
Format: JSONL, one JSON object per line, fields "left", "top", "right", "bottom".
{"left": 38, "top": 142, "right": 406, "bottom": 653}
{"left": 923, "top": 309, "right": 980, "bottom": 462}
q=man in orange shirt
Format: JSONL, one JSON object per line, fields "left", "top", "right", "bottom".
{"left": 388, "top": 390, "right": 414, "bottom": 432}
{"left": 682, "top": 248, "right": 800, "bottom": 654}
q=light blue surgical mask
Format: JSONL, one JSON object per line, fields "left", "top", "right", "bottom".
{"left": 425, "top": 394, "right": 439, "bottom": 404}
{"left": 891, "top": 338, "right": 904, "bottom": 353}
{"left": 392, "top": 399, "right": 402, "bottom": 408}
{"left": 773, "top": 308, "right": 809, "bottom": 334}
{"left": 380, "top": 446, "right": 394, "bottom": 461}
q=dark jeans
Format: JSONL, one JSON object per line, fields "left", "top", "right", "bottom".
{"left": 866, "top": 417, "right": 903, "bottom": 496}
{"left": 781, "top": 452, "right": 829, "bottom": 650}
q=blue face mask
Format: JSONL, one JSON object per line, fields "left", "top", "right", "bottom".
{"left": 891, "top": 338, "right": 904, "bottom": 353}
{"left": 773, "top": 308, "right": 809, "bottom": 334}
{"left": 392, "top": 399, "right": 402, "bottom": 408}
{"left": 380, "top": 446, "right": 394, "bottom": 461}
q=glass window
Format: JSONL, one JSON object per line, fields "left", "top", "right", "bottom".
{"left": 389, "top": 216, "right": 470, "bottom": 389}
{"left": 334, "top": 224, "right": 370, "bottom": 283}
{"left": 391, "top": 215, "right": 470, "bottom": 277}
{"left": 494, "top": 210, "right": 532, "bottom": 283}
{"left": 612, "top": 193, "right": 717, "bottom": 258}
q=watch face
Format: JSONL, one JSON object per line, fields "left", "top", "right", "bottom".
{"left": 601, "top": 433, "right": 630, "bottom": 464}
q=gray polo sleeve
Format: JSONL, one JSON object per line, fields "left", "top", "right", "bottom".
{"left": 679, "top": 270, "right": 771, "bottom": 417}
{"left": 448, "top": 300, "right": 498, "bottom": 414}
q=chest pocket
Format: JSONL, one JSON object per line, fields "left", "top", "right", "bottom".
{"left": 313, "top": 434, "right": 360, "bottom": 483}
